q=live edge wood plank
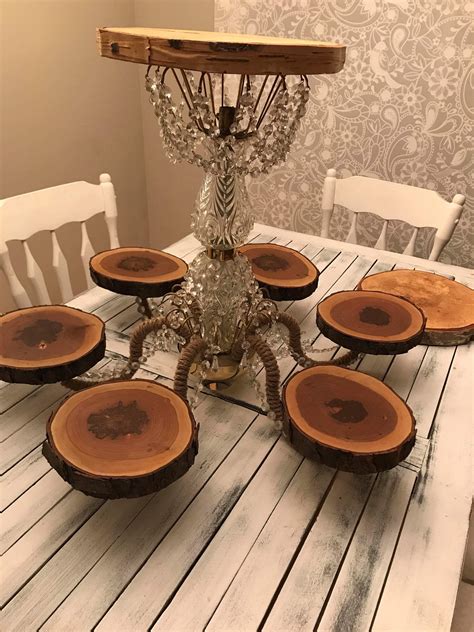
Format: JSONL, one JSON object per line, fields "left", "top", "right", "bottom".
{"left": 97, "top": 27, "right": 346, "bottom": 75}
{"left": 373, "top": 344, "right": 473, "bottom": 632}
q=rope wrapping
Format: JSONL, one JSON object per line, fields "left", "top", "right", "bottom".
{"left": 174, "top": 336, "right": 208, "bottom": 401}
{"left": 246, "top": 333, "right": 284, "bottom": 427}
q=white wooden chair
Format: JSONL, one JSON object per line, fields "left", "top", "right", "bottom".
{"left": 0, "top": 173, "right": 119, "bottom": 307}
{"left": 321, "top": 169, "right": 465, "bottom": 261}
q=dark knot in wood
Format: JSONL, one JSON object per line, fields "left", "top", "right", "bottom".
{"left": 14, "top": 319, "right": 63, "bottom": 348}
{"left": 359, "top": 306, "right": 390, "bottom": 326}
{"left": 325, "top": 398, "right": 368, "bottom": 423}
{"left": 209, "top": 42, "right": 256, "bottom": 52}
{"left": 87, "top": 400, "right": 149, "bottom": 439}
{"left": 117, "top": 256, "right": 156, "bottom": 272}
{"left": 253, "top": 254, "right": 290, "bottom": 273}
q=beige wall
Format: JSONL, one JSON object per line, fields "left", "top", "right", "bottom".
{"left": 134, "top": 0, "right": 214, "bottom": 249}
{"left": 0, "top": 0, "right": 148, "bottom": 311}
{"left": 0, "top": 0, "right": 214, "bottom": 312}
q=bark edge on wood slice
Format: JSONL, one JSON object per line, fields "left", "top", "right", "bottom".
{"left": 42, "top": 379, "right": 198, "bottom": 499}
{"left": 283, "top": 365, "right": 416, "bottom": 474}
{"left": 238, "top": 243, "right": 319, "bottom": 301}
{"left": 90, "top": 247, "right": 188, "bottom": 298}
{"left": 316, "top": 290, "right": 425, "bottom": 355}
{"left": 97, "top": 27, "right": 346, "bottom": 76}
{"left": 0, "top": 305, "right": 105, "bottom": 385}
{"left": 358, "top": 269, "right": 474, "bottom": 346}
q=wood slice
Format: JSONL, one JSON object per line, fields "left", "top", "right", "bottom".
{"left": 90, "top": 247, "right": 188, "bottom": 298}
{"left": 316, "top": 290, "right": 425, "bottom": 355}
{"left": 239, "top": 243, "right": 319, "bottom": 301}
{"left": 283, "top": 365, "right": 416, "bottom": 473}
{"left": 358, "top": 270, "right": 474, "bottom": 346}
{"left": 97, "top": 27, "right": 346, "bottom": 76}
{"left": 0, "top": 305, "right": 105, "bottom": 385}
{"left": 42, "top": 379, "right": 198, "bottom": 499}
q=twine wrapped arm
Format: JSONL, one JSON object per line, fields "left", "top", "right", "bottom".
{"left": 246, "top": 333, "right": 284, "bottom": 427}
{"left": 174, "top": 336, "right": 208, "bottom": 401}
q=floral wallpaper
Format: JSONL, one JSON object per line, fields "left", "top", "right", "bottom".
{"left": 215, "top": 0, "right": 473, "bottom": 268}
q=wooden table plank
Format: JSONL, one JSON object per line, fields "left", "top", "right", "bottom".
{"left": 0, "top": 382, "right": 70, "bottom": 443}
{"left": 316, "top": 467, "right": 417, "bottom": 632}
{"left": 152, "top": 438, "right": 306, "bottom": 631}
{"left": 373, "top": 343, "right": 473, "bottom": 632}
{"left": 405, "top": 345, "right": 456, "bottom": 438}
{"left": 0, "top": 447, "right": 50, "bottom": 512}
{"left": 263, "top": 472, "right": 376, "bottom": 631}
{"left": 1, "top": 469, "right": 71, "bottom": 554}
{"left": 207, "top": 460, "right": 336, "bottom": 632}
{"left": 0, "top": 383, "right": 40, "bottom": 415}
{"left": 1, "top": 490, "right": 104, "bottom": 607}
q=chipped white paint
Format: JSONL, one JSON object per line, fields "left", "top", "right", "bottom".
{"left": 264, "top": 472, "right": 376, "bottom": 631}
{"left": 153, "top": 439, "right": 304, "bottom": 632}
{"left": 373, "top": 344, "right": 473, "bottom": 632}
{"left": 207, "top": 460, "right": 335, "bottom": 632}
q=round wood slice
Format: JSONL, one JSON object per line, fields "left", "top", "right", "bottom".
{"left": 90, "top": 247, "right": 188, "bottom": 298}
{"left": 239, "top": 243, "right": 319, "bottom": 301}
{"left": 98, "top": 27, "right": 346, "bottom": 76}
{"left": 316, "top": 290, "right": 425, "bottom": 355}
{"left": 358, "top": 269, "right": 474, "bottom": 346}
{"left": 0, "top": 305, "right": 105, "bottom": 385}
{"left": 42, "top": 379, "right": 198, "bottom": 499}
{"left": 283, "top": 365, "right": 416, "bottom": 473}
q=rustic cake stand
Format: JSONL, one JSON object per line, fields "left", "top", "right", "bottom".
{"left": 359, "top": 269, "right": 474, "bottom": 346}
{"left": 316, "top": 290, "right": 426, "bottom": 355}
{"left": 283, "top": 365, "right": 416, "bottom": 474}
{"left": 0, "top": 305, "right": 105, "bottom": 384}
{"left": 6, "top": 27, "right": 438, "bottom": 498}
{"left": 43, "top": 379, "right": 198, "bottom": 498}
{"left": 90, "top": 246, "right": 188, "bottom": 318}
{"left": 238, "top": 243, "right": 319, "bottom": 301}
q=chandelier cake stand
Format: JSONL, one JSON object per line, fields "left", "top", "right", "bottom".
{"left": 1, "top": 28, "right": 447, "bottom": 498}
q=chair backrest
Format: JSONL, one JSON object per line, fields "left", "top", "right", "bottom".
{"left": 0, "top": 173, "right": 119, "bottom": 307}
{"left": 321, "top": 169, "right": 465, "bottom": 261}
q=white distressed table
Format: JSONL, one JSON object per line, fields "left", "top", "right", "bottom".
{"left": 1, "top": 224, "right": 472, "bottom": 632}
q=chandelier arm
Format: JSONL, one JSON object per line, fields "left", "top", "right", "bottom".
{"left": 246, "top": 333, "right": 284, "bottom": 427}
{"left": 275, "top": 311, "right": 360, "bottom": 368}
{"left": 256, "top": 74, "right": 284, "bottom": 129}
{"left": 126, "top": 315, "right": 167, "bottom": 373}
{"left": 174, "top": 335, "right": 208, "bottom": 401}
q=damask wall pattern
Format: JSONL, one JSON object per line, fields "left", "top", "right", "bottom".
{"left": 215, "top": 0, "right": 473, "bottom": 267}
